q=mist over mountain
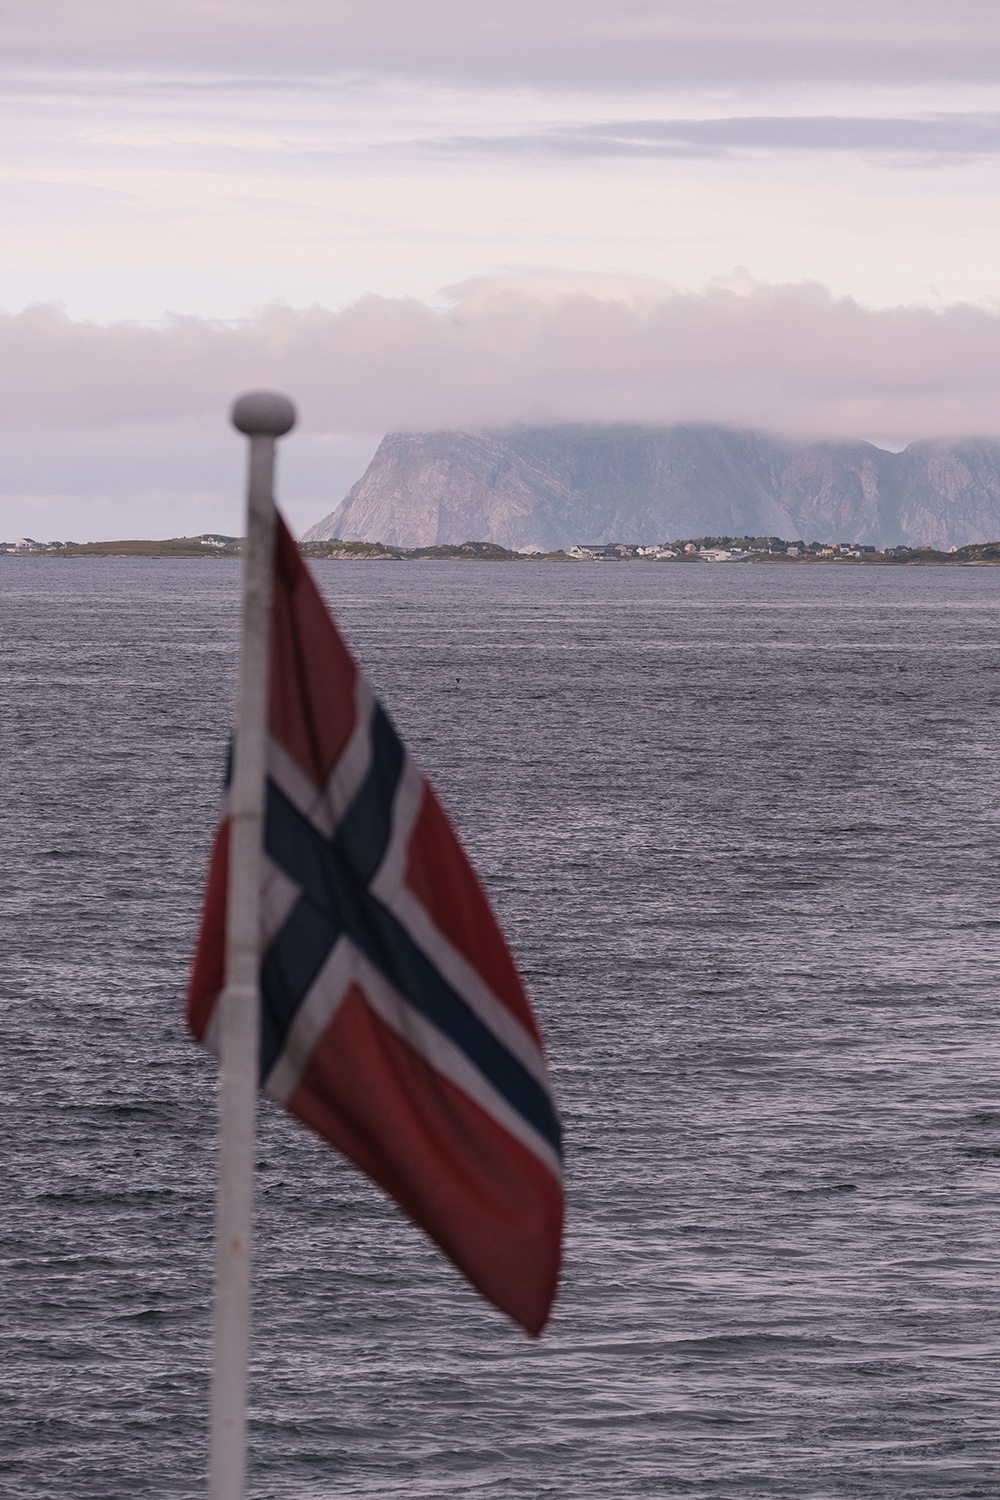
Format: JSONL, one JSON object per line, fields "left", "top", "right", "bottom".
{"left": 302, "top": 426, "right": 1000, "bottom": 552}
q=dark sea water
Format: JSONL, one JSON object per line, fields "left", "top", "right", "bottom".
{"left": 4, "top": 556, "right": 1000, "bottom": 1498}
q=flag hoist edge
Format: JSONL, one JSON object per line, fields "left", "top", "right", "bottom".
{"left": 187, "top": 517, "right": 563, "bottom": 1336}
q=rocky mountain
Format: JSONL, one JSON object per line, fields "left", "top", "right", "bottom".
{"left": 301, "top": 426, "right": 1000, "bottom": 552}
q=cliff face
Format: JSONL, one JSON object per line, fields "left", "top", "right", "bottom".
{"left": 890, "top": 441, "right": 1000, "bottom": 550}
{"left": 303, "top": 431, "right": 576, "bottom": 552}
{"left": 301, "top": 426, "right": 1000, "bottom": 551}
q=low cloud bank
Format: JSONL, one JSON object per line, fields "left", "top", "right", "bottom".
{"left": 4, "top": 277, "right": 1000, "bottom": 447}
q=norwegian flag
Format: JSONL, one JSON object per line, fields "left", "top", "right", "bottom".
{"left": 187, "top": 517, "right": 563, "bottom": 1336}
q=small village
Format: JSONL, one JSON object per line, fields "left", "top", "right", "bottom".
{"left": 6, "top": 534, "right": 1000, "bottom": 566}
{"left": 568, "top": 537, "right": 976, "bottom": 563}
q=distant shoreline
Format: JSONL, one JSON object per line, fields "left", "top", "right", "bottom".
{"left": 5, "top": 535, "right": 1000, "bottom": 565}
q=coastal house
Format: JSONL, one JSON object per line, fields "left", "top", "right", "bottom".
{"left": 569, "top": 543, "right": 641, "bottom": 560}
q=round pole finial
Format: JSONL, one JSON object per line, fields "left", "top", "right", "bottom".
{"left": 231, "top": 391, "right": 297, "bottom": 437}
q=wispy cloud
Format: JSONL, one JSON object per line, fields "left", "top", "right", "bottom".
{"left": 0, "top": 10, "right": 995, "bottom": 321}
{"left": 3, "top": 276, "right": 1000, "bottom": 446}
{"left": 425, "top": 113, "right": 1000, "bottom": 164}
{"left": 0, "top": 1, "right": 996, "bottom": 88}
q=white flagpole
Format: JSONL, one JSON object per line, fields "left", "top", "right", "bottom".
{"left": 209, "top": 391, "right": 296, "bottom": 1500}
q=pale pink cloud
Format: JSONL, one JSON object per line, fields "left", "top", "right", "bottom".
{"left": 3, "top": 278, "right": 1000, "bottom": 447}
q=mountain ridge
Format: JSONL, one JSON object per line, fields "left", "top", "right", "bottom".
{"left": 302, "top": 425, "right": 1000, "bottom": 552}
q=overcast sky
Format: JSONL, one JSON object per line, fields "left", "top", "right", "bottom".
{"left": 2, "top": 0, "right": 999, "bottom": 538}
